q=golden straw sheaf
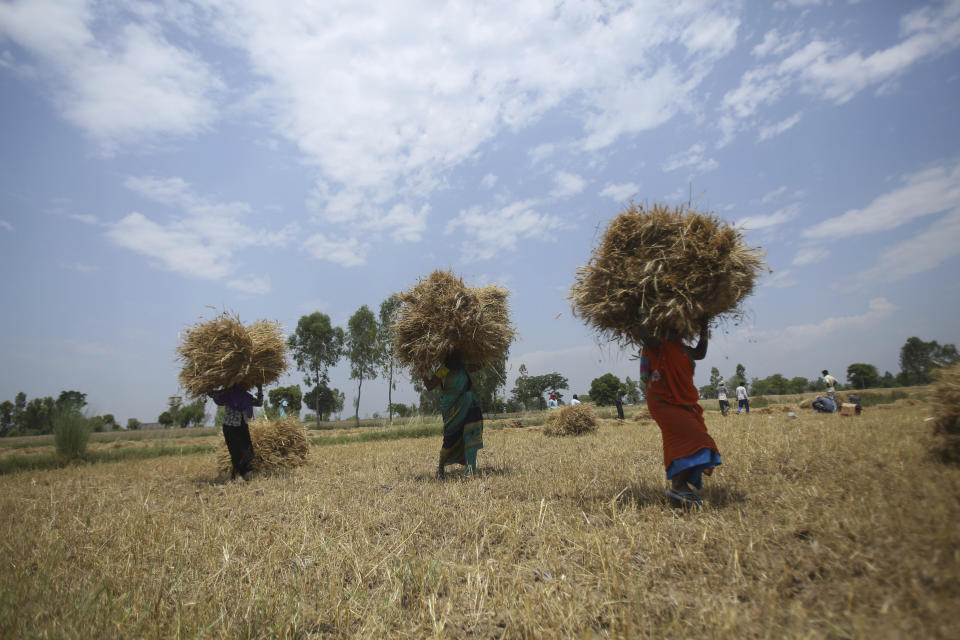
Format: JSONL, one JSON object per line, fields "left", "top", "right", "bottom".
{"left": 570, "top": 203, "right": 766, "bottom": 344}
{"left": 543, "top": 404, "right": 598, "bottom": 436}
{"left": 216, "top": 417, "right": 309, "bottom": 475}
{"left": 176, "top": 312, "right": 288, "bottom": 398}
{"left": 392, "top": 269, "right": 515, "bottom": 375}
{"left": 930, "top": 363, "right": 960, "bottom": 464}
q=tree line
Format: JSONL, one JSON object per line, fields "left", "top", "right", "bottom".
{"left": 0, "top": 391, "right": 127, "bottom": 437}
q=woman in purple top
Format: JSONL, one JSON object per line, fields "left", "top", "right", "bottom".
{"left": 209, "top": 384, "right": 263, "bottom": 480}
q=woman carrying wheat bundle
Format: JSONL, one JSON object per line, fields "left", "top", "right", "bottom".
{"left": 637, "top": 321, "right": 721, "bottom": 508}
{"left": 424, "top": 350, "right": 484, "bottom": 479}
{"left": 209, "top": 383, "right": 264, "bottom": 481}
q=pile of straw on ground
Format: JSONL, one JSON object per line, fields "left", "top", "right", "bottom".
{"left": 216, "top": 417, "right": 309, "bottom": 475}
{"left": 543, "top": 404, "right": 598, "bottom": 436}
{"left": 570, "top": 203, "right": 766, "bottom": 343}
{"left": 393, "top": 269, "right": 515, "bottom": 375}
{"left": 177, "top": 313, "right": 287, "bottom": 398}
{"left": 930, "top": 364, "right": 960, "bottom": 464}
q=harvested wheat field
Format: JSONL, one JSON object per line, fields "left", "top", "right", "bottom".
{"left": 1, "top": 405, "right": 958, "bottom": 638}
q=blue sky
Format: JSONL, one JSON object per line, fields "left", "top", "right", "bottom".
{"left": 1, "top": 0, "right": 959, "bottom": 424}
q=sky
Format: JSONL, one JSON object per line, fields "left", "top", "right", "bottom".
{"left": 1, "top": 0, "right": 959, "bottom": 425}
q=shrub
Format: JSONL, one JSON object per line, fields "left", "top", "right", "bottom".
{"left": 126, "top": 418, "right": 141, "bottom": 430}
{"left": 53, "top": 410, "right": 91, "bottom": 458}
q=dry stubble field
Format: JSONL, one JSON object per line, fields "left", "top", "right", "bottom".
{"left": 1, "top": 402, "right": 958, "bottom": 639}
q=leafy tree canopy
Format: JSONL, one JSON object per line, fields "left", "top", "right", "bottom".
{"left": 589, "top": 373, "right": 623, "bottom": 406}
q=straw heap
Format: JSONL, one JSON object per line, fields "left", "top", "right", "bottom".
{"left": 177, "top": 312, "right": 288, "bottom": 398}
{"left": 931, "top": 364, "right": 960, "bottom": 465}
{"left": 216, "top": 417, "right": 309, "bottom": 474}
{"left": 570, "top": 203, "right": 766, "bottom": 344}
{"left": 543, "top": 404, "right": 598, "bottom": 436}
{"left": 393, "top": 269, "right": 515, "bottom": 375}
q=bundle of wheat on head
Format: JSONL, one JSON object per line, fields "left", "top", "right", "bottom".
{"left": 176, "top": 312, "right": 288, "bottom": 398}
{"left": 392, "top": 269, "right": 515, "bottom": 376}
{"left": 570, "top": 203, "right": 766, "bottom": 343}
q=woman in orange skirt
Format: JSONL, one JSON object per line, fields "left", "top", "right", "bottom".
{"left": 638, "top": 322, "right": 721, "bottom": 508}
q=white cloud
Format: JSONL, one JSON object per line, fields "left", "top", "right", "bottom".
{"left": 0, "top": 2, "right": 222, "bottom": 150}
{"left": 528, "top": 144, "right": 555, "bottom": 165}
{"left": 722, "top": 2, "right": 960, "bottom": 143}
{"left": 203, "top": 0, "right": 740, "bottom": 233}
{"left": 757, "top": 112, "right": 802, "bottom": 141}
{"left": 736, "top": 204, "right": 800, "bottom": 230}
{"left": 107, "top": 177, "right": 283, "bottom": 283}
{"left": 744, "top": 297, "right": 897, "bottom": 347}
{"left": 804, "top": 161, "right": 960, "bottom": 238}
{"left": 444, "top": 200, "right": 567, "bottom": 262}
{"left": 760, "top": 186, "right": 788, "bottom": 204}
{"left": 599, "top": 183, "right": 639, "bottom": 202}
{"left": 792, "top": 247, "right": 830, "bottom": 266}
{"left": 480, "top": 174, "right": 497, "bottom": 189}
{"left": 854, "top": 209, "right": 960, "bottom": 283}
{"left": 68, "top": 213, "right": 99, "bottom": 225}
{"left": 661, "top": 143, "right": 719, "bottom": 173}
{"left": 552, "top": 171, "right": 586, "bottom": 198}
{"left": 763, "top": 269, "right": 797, "bottom": 289}
{"left": 0, "top": 219, "right": 12, "bottom": 232}
{"left": 301, "top": 233, "right": 367, "bottom": 268}
{"left": 227, "top": 275, "right": 272, "bottom": 295}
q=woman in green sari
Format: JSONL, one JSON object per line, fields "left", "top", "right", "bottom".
{"left": 425, "top": 351, "right": 484, "bottom": 478}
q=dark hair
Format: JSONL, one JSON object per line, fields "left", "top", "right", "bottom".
{"left": 822, "top": 370, "right": 829, "bottom": 375}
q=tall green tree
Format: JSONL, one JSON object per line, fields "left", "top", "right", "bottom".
{"left": 288, "top": 312, "right": 345, "bottom": 429}
{"left": 846, "top": 363, "right": 880, "bottom": 389}
{"left": 378, "top": 295, "right": 403, "bottom": 423}
{"left": 176, "top": 399, "right": 207, "bottom": 428}
{"left": 589, "top": 373, "right": 623, "bottom": 406}
{"left": 13, "top": 392, "right": 26, "bottom": 430}
{"left": 709, "top": 367, "right": 722, "bottom": 393}
{"left": 899, "top": 337, "right": 959, "bottom": 385}
{"left": 21, "top": 397, "right": 55, "bottom": 434}
{"left": 55, "top": 390, "right": 87, "bottom": 413}
{"left": 0, "top": 400, "right": 14, "bottom": 436}
{"left": 728, "top": 363, "right": 747, "bottom": 390}
{"left": 346, "top": 305, "right": 379, "bottom": 426}
{"left": 304, "top": 383, "right": 345, "bottom": 421}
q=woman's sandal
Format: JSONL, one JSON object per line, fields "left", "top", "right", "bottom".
{"left": 665, "top": 487, "right": 703, "bottom": 508}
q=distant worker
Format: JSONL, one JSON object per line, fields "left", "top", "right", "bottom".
{"left": 638, "top": 321, "right": 721, "bottom": 509}
{"left": 716, "top": 379, "right": 730, "bottom": 416}
{"left": 812, "top": 395, "right": 836, "bottom": 413}
{"left": 735, "top": 382, "right": 749, "bottom": 414}
{"left": 570, "top": 394, "right": 582, "bottom": 406}
{"left": 821, "top": 370, "right": 838, "bottom": 410}
{"left": 279, "top": 396, "right": 289, "bottom": 418}
{"left": 615, "top": 387, "right": 625, "bottom": 420}
{"left": 548, "top": 392, "right": 558, "bottom": 409}
{"left": 846, "top": 392, "right": 863, "bottom": 415}
{"left": 209, "top": 383, "right": 263, "bottom": 481}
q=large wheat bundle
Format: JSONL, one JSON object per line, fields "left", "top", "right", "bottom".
{"left": 393, "top": 269, "right": 515, "bottom": 375}
{"left": 931, "top": 364, "right": 960, "bottom": 465}
{"left": 571, "top": 203, "right": 766, "bottom": 344}
{"left": 543, "top": 404, "right": 598, "bottom": 436}
{"left": 216, "top": 417, "right": 309, "bottom": 474}
{"left": 177, "top": 312, "right": 288, "bottom": 398}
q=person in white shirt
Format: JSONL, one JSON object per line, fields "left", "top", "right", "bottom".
{"left": 735, "top": 383, "right": 749, "bottom": 414}
{"left": 570, "top": 394, "right": 582, "bottom": 406}
{"left": 716, "top": 379, "right": 730, "bottom": 416}
{"left": 821, "top": 370, "right": 838, "bottom": 411}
